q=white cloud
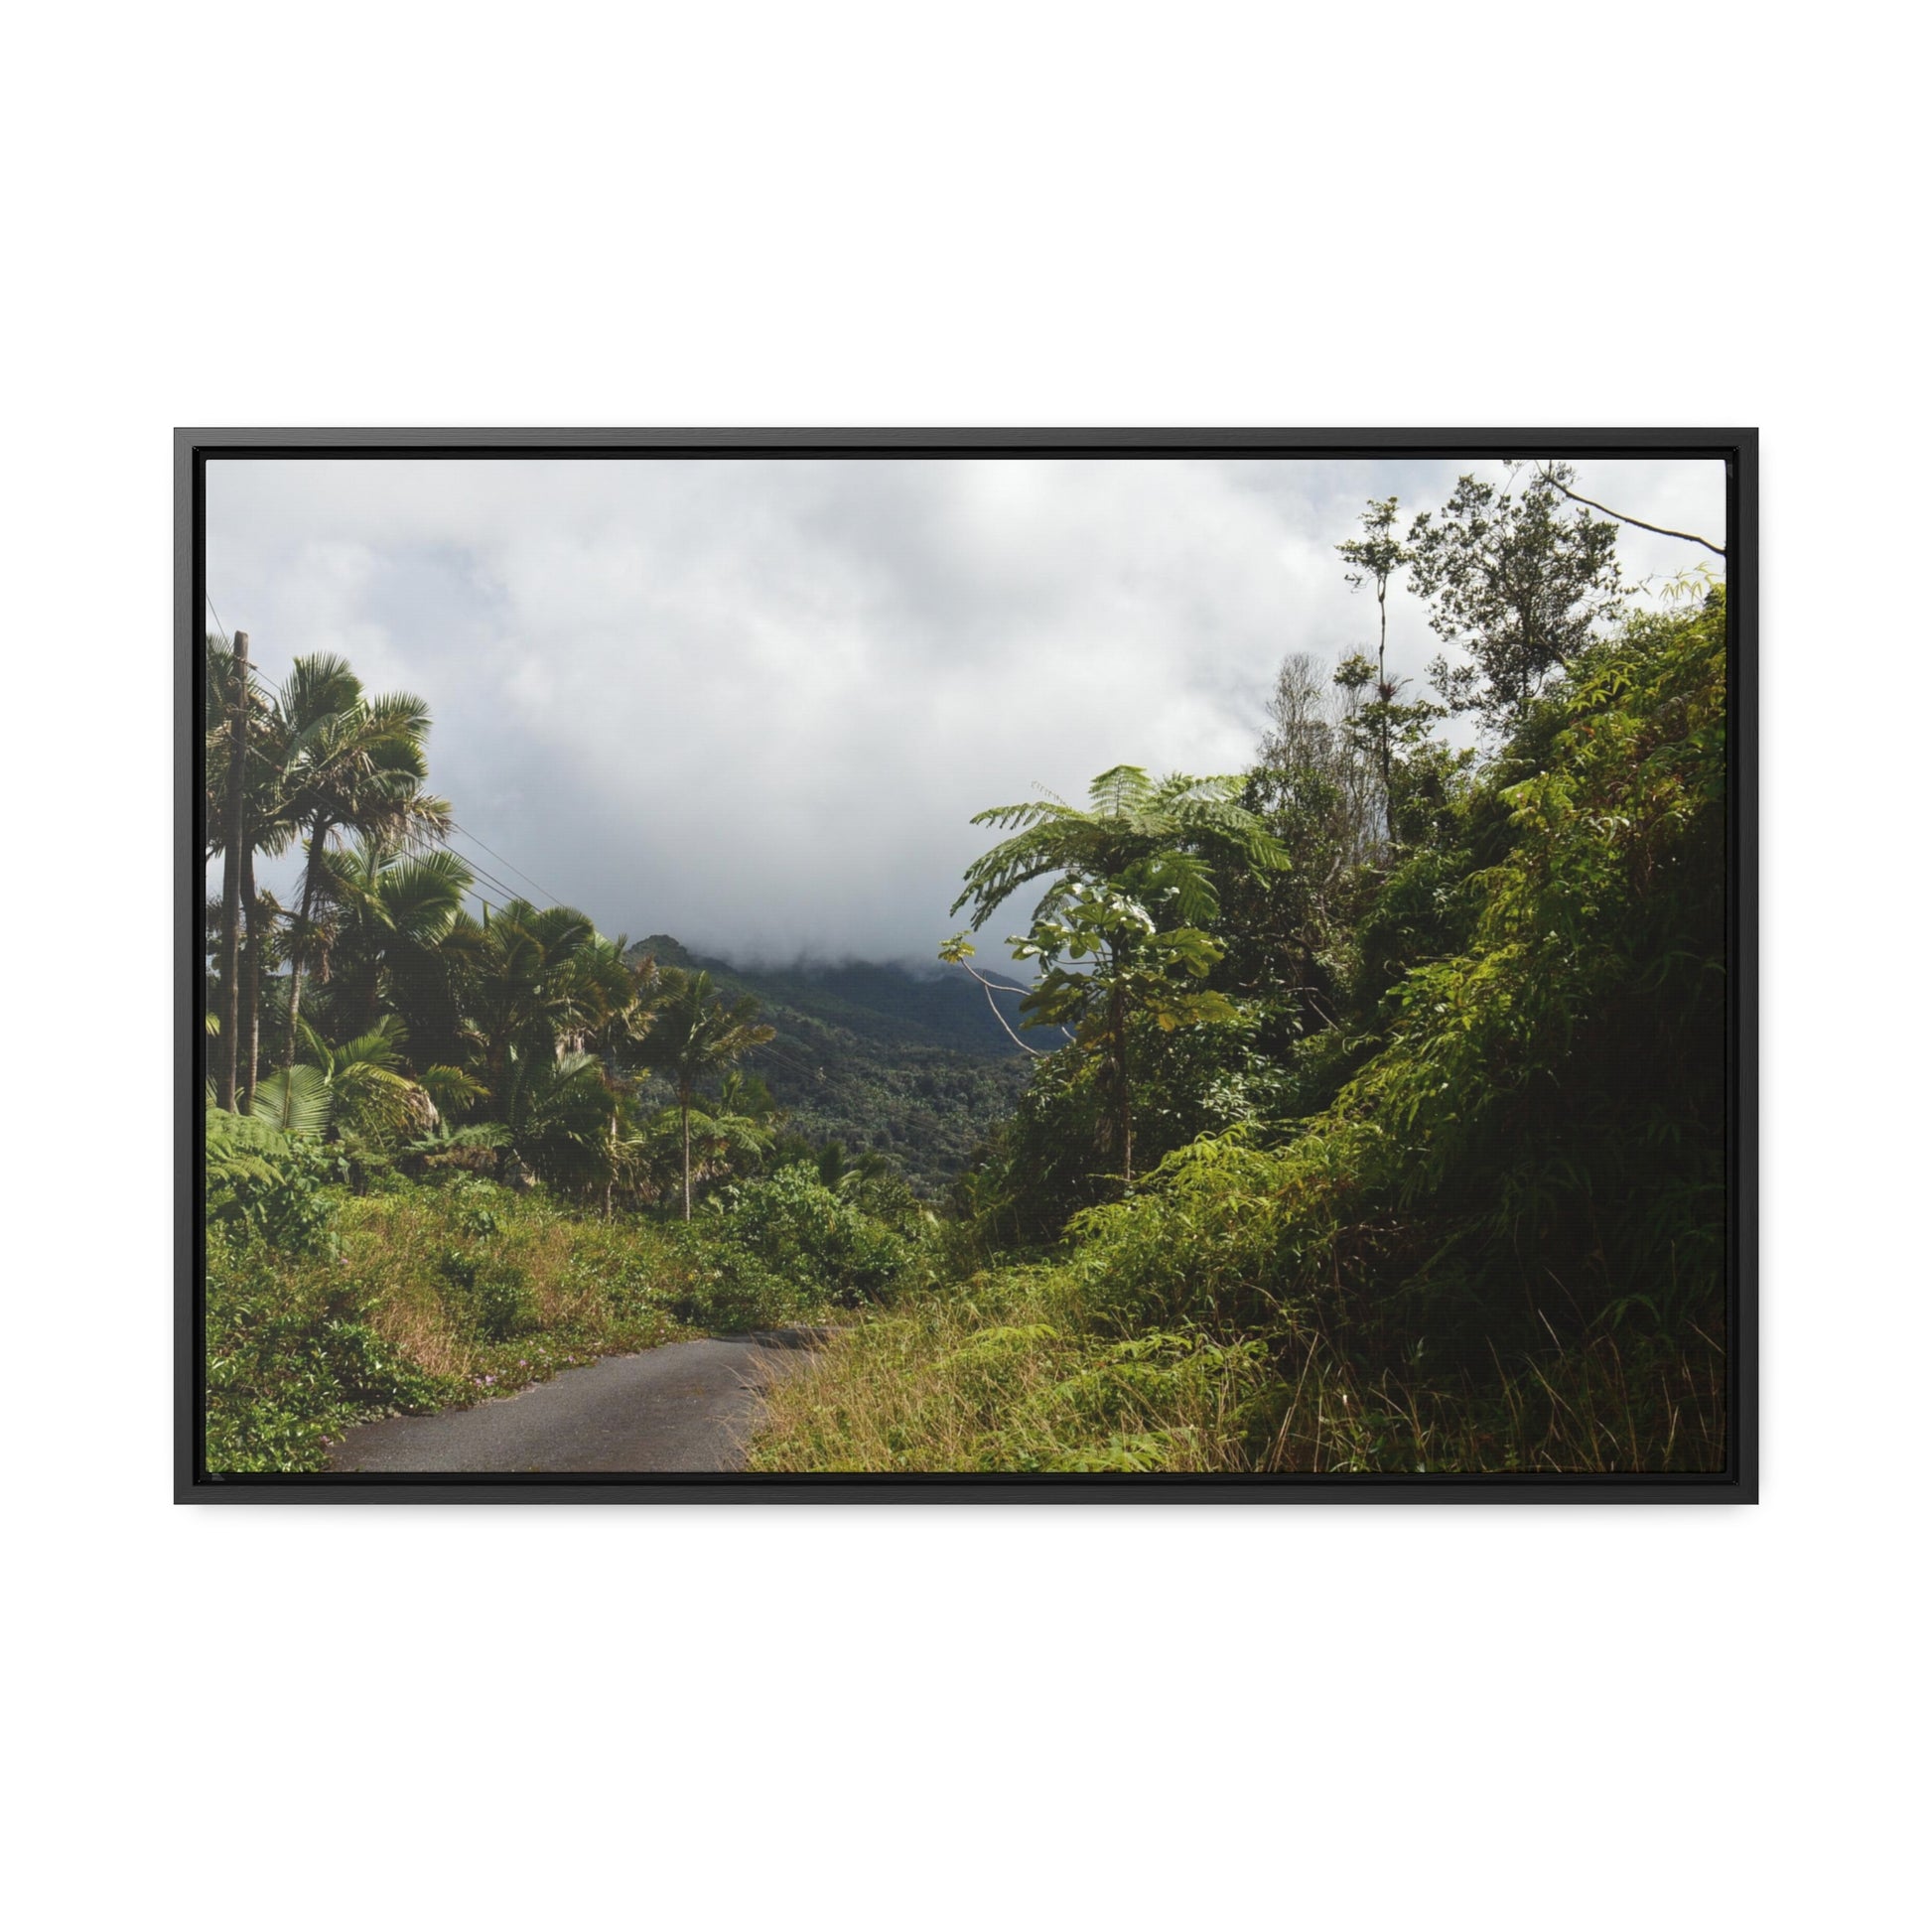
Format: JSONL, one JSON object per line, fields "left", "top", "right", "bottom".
{"left": 207, "top": 453, "right": 1726, "bottom": 963}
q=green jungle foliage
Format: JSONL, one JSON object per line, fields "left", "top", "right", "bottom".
{"left": 205, "top": 1157, "right": 917, "bottom": 1472}
{"left": 624, "top": 935, "right": 1034, "bottom": 1195}
{"left": 207, "top": 466, "right": 1729, "bottom": 1477}
{"left": 203, "top": 631, "right": 946, "bottom": 1471}
{"left": 758, "top": 580, "right": 1730, "bottom": 1475}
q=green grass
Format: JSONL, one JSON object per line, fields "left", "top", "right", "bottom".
{"left": 205, "top": 1167, "right": 922, "bottom": 1474}
{"left": 748, "top": 1260, "right": 1725, "bottom": 1475}
{"left": 206, "top": 1180, "right": 700, "bottom": 1472}
{"left": 748, "top": 604, "right": 1729, "bottom": 1478}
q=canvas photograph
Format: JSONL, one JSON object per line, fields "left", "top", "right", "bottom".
{"left": 184, "top": 432, "right": 1749, "bottom": 1495}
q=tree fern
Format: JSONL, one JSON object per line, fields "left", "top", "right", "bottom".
{"left": 953, "top": 763, "right": 1290, "bottom": 932}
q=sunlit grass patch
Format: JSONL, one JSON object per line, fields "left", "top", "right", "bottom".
{"left": 749, "top": 1272, "right": 1726, "bottom": 1476}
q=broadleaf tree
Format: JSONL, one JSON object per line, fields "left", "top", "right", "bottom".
{"left": 1408, "top": 463, "right": 1624, "bottom": 730}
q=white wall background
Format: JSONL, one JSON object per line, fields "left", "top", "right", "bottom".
{"left": 4, "top": 4, "right": 1922, "bottom": 1927}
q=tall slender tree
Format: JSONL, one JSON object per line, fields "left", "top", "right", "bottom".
{"left": 632, "top": 969, "right": 774, "bottom": 1219}
{"left": 1337, "top": 497, "right": 1412, "bottom": 851}
{"left": 238, "top": 852, "right": 271, "bottom": 1113}
{"left": 215, "top": 632, "right": 250, "bottom": 1109}
{"left": 206, "top": 635, "right": 275, "bottom": 1108}
{"left": 270, "top": 656, "right": 449, "bottom": 1118}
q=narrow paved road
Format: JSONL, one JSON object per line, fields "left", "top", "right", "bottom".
{"left": 327, "top": 1329, "right": 819, "bottom": 1474}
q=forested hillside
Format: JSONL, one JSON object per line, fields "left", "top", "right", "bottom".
{"left": 624, "top": 936, "right": 1032, "bottom": 1193}
{"left": 755, "top": 470, "right": 1732, "bottom": 1473}
{"left": 201, "top": 650, "right": 957, "bottom": 1469}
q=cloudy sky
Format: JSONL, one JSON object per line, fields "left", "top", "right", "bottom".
{"left": 207, "top": 454, "right": 1725, "bottom": 966}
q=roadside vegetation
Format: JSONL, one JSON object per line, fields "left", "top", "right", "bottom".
{"left": 756, "top": 468, "right": 1730, "bottom": 1475}
{"left": 205, "top": 1132, "right": 929, "bottom": 1471}
{"left": 202, "top": 656, "right": 933, "bottom": 1471}
{"left": 207, "top": 461, "right": 1730, "bottom": 1477}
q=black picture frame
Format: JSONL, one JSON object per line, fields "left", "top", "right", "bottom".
{"left": 177, "top": 426, "right": 1757, "bottom": 1503}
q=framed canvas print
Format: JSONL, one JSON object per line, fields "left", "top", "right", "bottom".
{"left": 177, "top": 428, "right": 1755, "bottom": 1502}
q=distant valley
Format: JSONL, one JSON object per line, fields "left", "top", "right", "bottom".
{"left": 623, "top": 934, "right": 1040, "bottom": 1194}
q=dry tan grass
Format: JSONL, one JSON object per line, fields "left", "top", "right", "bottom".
{"left": 750, "top": 1270, "right": 1261, "bottom": 1473}
{"left": 330, "top": 1191, "right": 677, "bottom": 1384}
{"left": 335, "top": 1196, "right": 472, "bottom": 1377}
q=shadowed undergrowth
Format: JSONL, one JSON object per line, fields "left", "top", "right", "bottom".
{"left": 750, "top": 1264, "right": 1725, "bottom": 1474}
{"left": 754, "top": 601, "right": 1730, "bottom": 1478}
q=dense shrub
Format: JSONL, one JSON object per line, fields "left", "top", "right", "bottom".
{"left": 957, "top": 1009, "right": 1292, "bottom": 1249}
{"left": 205, "top": 1111, "right": 345, "bottom": 1256}
{"left": 756, "top": 597, "right": 1730, "bottom": 1476}
{"left": 1069, "top": 593, "right": 1729, "bottom": 1358}
{"left": 205, "top": 1225, "right": 442, "bottom": 1472}
{"left": 204, "top": 1173, "right": 694, "bottom": 1471}
{"left": 662, "top": 1234, "right": 808, "bottom": 1331}
{"left": 708, "top": 1165, "right": 910, "bottom": 1308}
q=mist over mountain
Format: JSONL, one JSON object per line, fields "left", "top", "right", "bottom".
{"left": 624, "top": 935, "right": 1040, "bottom": 1194}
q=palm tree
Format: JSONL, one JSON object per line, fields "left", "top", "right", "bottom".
{"left": 496, "top": 1045, "right": 622, "bottom": 1191}
{"left": 271, "top": 655, "right": 449, "bottom": 1115}
{"left": 814, "top": 1140, "right": 893, "bottom": 1193}
{"left": 715, "top": 1069, "right": 781, "bottom": 1138}
{"left": 449, "top": 898, "right": 644, "bottom": 1101}
{"left": 319, "top": 836, "right": 474, "bottom": 1033}
{"left": 551, "top": 931, "right": 656, "bottom": 1060}
{"left": 656, "top": 1095, "right": 777, "bottom": 1205}
{"left": 632, "top": 969, "right": 774, "bottom": 1219}
{"left": 206, "top": 635, "right": 291, "bottom": 1112}
{"left": 252, "top": 1016, "right": 435, "bottom": 1141}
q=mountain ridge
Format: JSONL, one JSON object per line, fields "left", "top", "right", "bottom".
{"left": 621, "top": 934, "right": 1039, "bottom": 1194}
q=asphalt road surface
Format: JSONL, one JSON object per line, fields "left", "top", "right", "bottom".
{"left": 326, "top": 1329, "right": 819, "bottom": 1474}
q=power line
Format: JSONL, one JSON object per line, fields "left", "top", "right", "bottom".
{"left": 442, "top": 826, "right": 658, "bottom": 964}
{"left": 743, "top": 1036, "right": 833, "bottom": 1084}
{"left": 448, "top": 819, "right": 570, "bottom": 907}
{"left": 425, "top": 832, "right": 547, "bottom": 913}
{"left": 436, "top": 839, "right": 526, "bottom": 907}
{"left": 207, "top": 634, "right": 605, "bottom": 933}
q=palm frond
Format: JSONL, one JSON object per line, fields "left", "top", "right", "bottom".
{"left": 252, "top": 1064, "right": 335, "bottom": 1137}
{"left": 420, "top": 1064, "right": 488, "bottom": 1120}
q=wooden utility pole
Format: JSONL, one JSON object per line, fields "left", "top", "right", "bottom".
{"left": 240, "top": 841, "right": 262, "bottom": 1113}
{"left": 216, "top": 630, "right": 250, "bottom": 1111}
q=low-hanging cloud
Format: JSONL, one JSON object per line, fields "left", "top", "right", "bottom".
{"left": 207, "top": 454, "right": 1725, "bottom": 964}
